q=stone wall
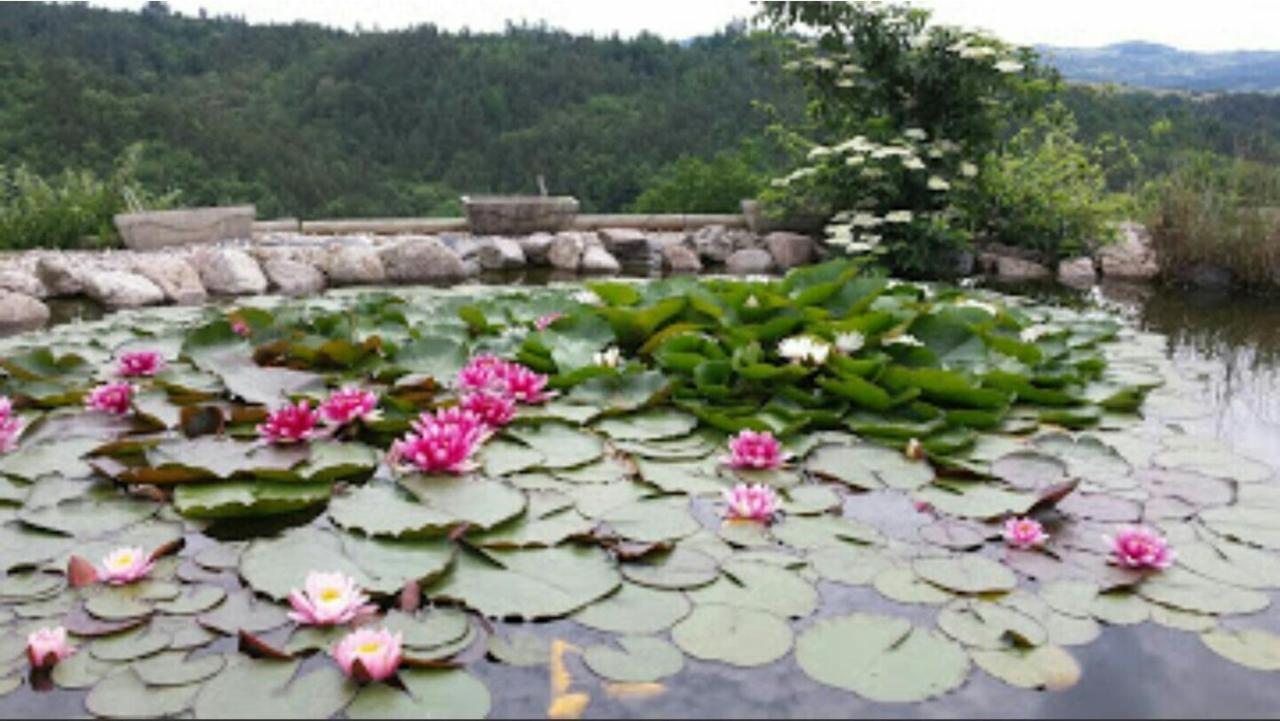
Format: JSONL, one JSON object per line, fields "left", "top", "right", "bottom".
{"left": 0, "top": 226, "right": 819, "bottom": 332}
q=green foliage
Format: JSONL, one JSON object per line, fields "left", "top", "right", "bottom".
{"left": 965, "top": 103, "right": 1123, "bottom": 260}
{"left": 0, "top": 145, "right": 177, "bottom": 250}
{"left": 1142, "top": 152, "right": 1280, "bottom": 287}
{"left": 630, "top": 147, "right": 768, "bottom": 214}
{"left": 754, "top": 1, "right": 1056, "bottom": 277}
{"left": 0, "top": 3, "right": 799, "bottom": 217}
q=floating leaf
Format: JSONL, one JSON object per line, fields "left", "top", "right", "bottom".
{"left": 427, "top": 545, "right": 620, "bottom": 620}
{"left": 583, "top": 636, "right": 684, "bottom": 683}
{"left": 1201, "top": 629, "right": 1280, "bottom": 671}
{"left": 573, "top": 583, "right": 692, "bottom": 634}
{"left": 345, "top": 668, "right": 490, "bottom": 720}
{"left": 87, "top": 668, "right": 199, "bottom": 719}
{"left": 971, "top": 645, "right": 1081, "bottom": 690}
{"left": 913, "top": 555, "right": 1018, "bottom": 594}
{"left": 671, "top": 604, "right": 793, "bottom": 667}
{"left": 193, "top": 658, "right": 358, "bottom": 719}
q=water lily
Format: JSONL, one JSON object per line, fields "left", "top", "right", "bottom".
{"left": 572, "top": 289, "right": 602, "bottom": 306}
{"left": 1003, "top": 517, "right": 1049, "bottom": 549}
{"left": 722, "top": 483, "right": 781, "bottom": 524}
{"left": 995, "top": 59, "right": 1025, "bottom": 73}
{"left": 85, "top": 382, "right": 133, "bottom": 415}
{"left": 0, "top": 396, "right": 24, "bottom": 454}
{"left": 955, "top": 298, "right": 999, "bottom": 316}
{"left": 499, "top": 363, "right": 553, "bottom": 404}
{"left": 1106, "top": 526, "right": 1176, "bottom": 570}
{"left": 778, "top": 335, "right": 830, "bottom": 366}
{"left": 534, "top": 312, "right": 564, "bottom": 331}
{"left": 98, "top": 547, "right": 154, "bottom": 585}
{"left": 460, "top": 390, "right": 517, "bottom": 428}
{"left": 231, "top": 319, "right": 251, "bottom": 337}
{"left": 319, "top": 388, "right": 380, "bottom": 426}
{"left": 834, "top": 331, "right": 865, "bottom": 355}
{"left": 725, "top": 429, "right": 788, "bottom": 470}
{"left": 26, "top": 626, "right": 74, "bottom": 669}
{"left": 883, "top": 210, "right": 914, "bottom": 224}
{"left": 593, "top": 346, "right": 623, "bottom": 368}
{"left": 960, "top": 162, "right": 979, "bottom": 178}
{"left": 116, "top": 350, "right": 166, "bottom": 377}
{"left": 456, "top": 354, "right": 509, "bottom": 393}
{"left": 288, "top": 571, "right": 377, "bottom": 627}
{"left": 884, "top": 334, "right": 924, "bottom": 348}
{"left": 258, "top": 400, "right": 321, "bottom": 444}
{"left": 390, "top": 407, "right": 486, "bottom": 474}
{"left": 927, "top": 176, "right": 951, "bottom": 191}
{"left": 332, "top": 627, "right": 403, "bottom": 683}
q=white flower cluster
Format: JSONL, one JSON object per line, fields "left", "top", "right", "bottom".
{"left": 778, "top": 335, "right": 831, "bottom": 366}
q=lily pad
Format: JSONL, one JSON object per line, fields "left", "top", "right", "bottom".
{"left": 427, "top": 545, "right": 620, "bottom": 620}
{"left": 1201, "top": 628, "right": 1280, "bottom": 671}
{"left": 345, "top": 668, "right": 490, "bottom": 720}
{"left": 670, "top": 604, "right": 793, "bottom": 667}
{"left": 573, "top": 583, "right": 692, "bottom": 634}
{"left": 583, "top": 636, "right": 685, "bottom": 683}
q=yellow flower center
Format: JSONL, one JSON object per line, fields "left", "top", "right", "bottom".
{"left": 111, "top": 553, "right": 134, "bottom": 568}
{"left": 319, "top": 588, "right": 342, "bottom": 602}
{"left": 356, "top": 641, "right": 382, "bottom": 654}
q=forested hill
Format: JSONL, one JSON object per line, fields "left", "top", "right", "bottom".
{"left": 1042, "top": 41, "right": 1280, "bottom": 93}
{"left": 0, "top": 2, "right": 796, "bottom": 217}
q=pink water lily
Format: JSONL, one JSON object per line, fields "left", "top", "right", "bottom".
{"left": 231, "top": 319, "right": 251, "bottom": 338}
{"left": 456, "top": 354, "right": 509, "bottom": 393}
{"left": 1106, "top": 526, "right": 1176, "bottom": 570}
{"left": 500, "top": 363, "right": 553, "bottom": 404}
{"left": 460, "top": 390, "right": 517, "bottom": 428}
{"left": 85, "top": 382, "right": 133, "bottom": 415}
{"left": 258, "top": 400, "right": 321, "bottom": 444}
{"left": 0, "top": 396, "right": 24, "bottom": 454}
{"left": 288, "top": 571, "right": 378, "bottom": 627}
{"left": 722, "top": 483, "right": 781, "bottom": 523}
{"left": 534, "top": 312, "right": 564, "bottom": 331}
{"left": 320, "top": 388, "right": 380, "bottom": 426}
{"left": 390, "top": 407, "right": 486, "bottom": 474}
{"left": 724, "top": 430, "right": 788, "bottom": 470}
{"left": 333, "top": 627, "right": 403, "bottom": 683}
{"left": 98, "top": 547, "right": 155, "bottom": 585}
{"left": 26, "top": 626, "right": 75, "bottom": 669}
{"left": 116, "top": 350, "right": 166, "bottom": 378}
{"left": 1003, "top": 517, "right": 1049, "bottom": 549}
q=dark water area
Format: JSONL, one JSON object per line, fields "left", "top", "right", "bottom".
{"left": 5, "top": 278, "right": 1280, "bottom": 718}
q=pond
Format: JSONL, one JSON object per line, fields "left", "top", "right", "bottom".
{"left": 1, "top": 268, "right": 1279, "bottom": 719}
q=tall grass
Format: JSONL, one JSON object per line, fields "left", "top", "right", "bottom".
{"left": 0, "top": 146, "right": 178, "bottom": 251}
{"left": 1144, "top": 153, "right": 1280, "bottom": 287}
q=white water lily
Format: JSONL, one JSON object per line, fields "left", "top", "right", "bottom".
{"left": 1019, "top": 324, "right": 1056, "bottom": 343}
{"left": 851, "top": 212, "right": 881, "bottom": 228}
{"left": 573, "top": 289, "right": 602, "bottom": 306}
{"left": 744, "top": 294, "right": 760, "bottom": 309}
{"left": 902, "top": 156, "right": 926, "bottom": 171}
{"left": 927, "top": 176, "right": 951, "bottom": 191}
{"left": 904, "top": 128, "right": 928, "bottom": 141}
{"left": 778, "top": 335, "right": 831, "bottom": 366}
{"left": 960, "top": 162, "right": 979, "bottom": 178}
{"left": 955, "top": 298, "right": 999, "bottom": 315}
{"left": 593, "top": 346, "right": 623, "bottom": 368}
{"left": 995, "top": 60, "right": 1025, "bottom": 73}
{"left": 807, "top": 146, "right": 833, "bottom": 160}
{"left": 884, "top": 210, "right": 914, "bottom": 224}
{"left": 884, "top": 334, "right": 924, "bottom": 348}
{"left": 835, "top": 331, "right": 866, "bottom": 355}
{"left": 845, "top": 154, "right": 866, "bottom": 167}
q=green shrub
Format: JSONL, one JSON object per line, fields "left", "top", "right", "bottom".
{"left": 0, "top": 146, "right": 178, "bottom": 250}
{"left": 964, "top": 103, "right": 1123, "bottom": 261}
{"left": 630, "top": 149, "right": 768, "bottom": 214}
{"left": 1143, "top": 152, "right": 1280, "bottom": 287}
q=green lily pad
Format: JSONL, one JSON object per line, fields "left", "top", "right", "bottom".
{"left": 971, "top": 645, "right": 1081, "bottom": 690}
{"left": 573, "top": 583, "right": 692, "bottom": 634}
{"left": 583, "top": 636, "right": 685, "bottom": 683}
{"left": 506, "top": 422, "right": 604, "bottom": 469}
{"left": 807, "top": 442, "right": 934, "bottom": 491}
{"left": 133, "top": 650, "right": 226, "bottom": 686}
{"left": 487, "top": 631, "right": 551, "bottom": 667}
{"left": 795, "top": 613, "right": 970, "bottom": 702}
{"left": 345, "top": 668, "right": 490, "bottom": 720}
{"left": 87, "top": 667, "right": 199, "bottom": 719}
{"left": 688, "top": 560, "right": 818, "bottom": 618}
{"left": 621, "top": 546, "right": 721, "bottom": 590}
{"left": 913, "top": 555, "right": 1018, "bottom": 594}
{"left": 192, "top": 658, "right": 358, "bottom": 719}
{"left": 1201, "top": 628, "right": 1280, "bottom": 671}
{"left": 671, "top": 604, "right": 793, "bottom": 667}
{"left": 427, "top": 545, "right": 620, "bottom": 620}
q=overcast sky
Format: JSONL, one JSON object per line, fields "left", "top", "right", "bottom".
{"left": 85, "top": 0, "right": 1280, "bottom": 51}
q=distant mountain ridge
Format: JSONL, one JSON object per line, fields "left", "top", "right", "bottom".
{"left": 1040, "top": 41, "right": 1280, "bottom": 93}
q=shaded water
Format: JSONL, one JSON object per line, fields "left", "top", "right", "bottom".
{"left": 5, "top": 278, "right": 1280, "bottom": 718}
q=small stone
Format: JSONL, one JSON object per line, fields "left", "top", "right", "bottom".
{"left": 1056, "top": 257, "right": 1097, "bottom": 288}
{"left": 1098, "top": 222, "right": 1159, "bottom": 281}
{"left": 0, "top": 289, "right": 50, "bottom": 331}
{"left": 518, "top": 233, "right": 555, "bottom": 265}
{"left": 194, "top": 248, "right": 268, "bottom": 295}
{"left": 765, "top": 232, "right": 814, "bottom": 270}
{"left": 548, "top": 233, "right": 586, "bottom": 271}
{"left": 599, "top": 228, "right": 653, "bottom": 264}
{"left": 662, "top": 244, "right": 702, "bottom": 274}
{"left": 477, "top": 237, "right": 527, "bottom": 270}
{"left": 133, "top": 255, "right": 207, "bottom": 305}
{"left": 379, "top": 237, "right": 466, "bottom": 283}
{"left": 35, "top": 255, "right": 85, "bottom": 297}
{"left": 325, "top": 245, "right": 386, "bottom": 285}
{"left": 581, "top": 246, "right": 621, "bottom": 274}
{"left": 82, "top": 270, "right": 166, "bottom": 308}
{"left": 726, "top": 248, "right": 774, "bottom": 275}
{"left": 980, "top": 253, "right": 1051, "bottom": 281}
{"left": 0, "top": 269, "right": 47, "bottom": 299}
{"left": 692, "top": 225, "right": 734, "bottom": 263}
{"left": 262, "top": 258, "right": 326, "bottom": 296}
